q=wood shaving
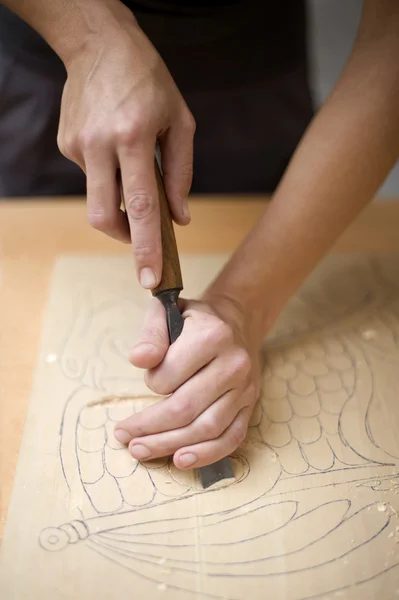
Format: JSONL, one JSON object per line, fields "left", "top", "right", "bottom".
{"left": 45, "top": 353, "right": 57, "bottom": 364}
{"left": 361, "top": 329, "right": 377, "bottom": 340}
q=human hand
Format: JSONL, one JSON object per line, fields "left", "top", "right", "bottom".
{"left": 114, "top": 296, "right": 263, "bottom": 469}
{"left": 57, "top": 4, "right": 195, "bottom": 289}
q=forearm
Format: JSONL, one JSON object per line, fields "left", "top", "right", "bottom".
{"left": 208, "top": 0, "right": 399, "bottom": 339}
{"left": 1, "top": 0, "right": 135, "bottom": 65}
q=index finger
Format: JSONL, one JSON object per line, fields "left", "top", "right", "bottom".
{"left": 118, "top": 140, "right": 162, "bottom": 289}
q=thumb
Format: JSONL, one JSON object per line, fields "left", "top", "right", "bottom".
{"left": 130, "top": 297, "right": 169, "bottom": 369}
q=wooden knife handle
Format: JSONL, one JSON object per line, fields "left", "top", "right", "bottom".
{"left": 152, "top": 159, "right": 183, "bottom": 296}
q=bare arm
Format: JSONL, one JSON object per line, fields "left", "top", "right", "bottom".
{"left": 1, "top": 0, "right": 195, "bottom": 288}
{"left": 5, "top": 0, "right": 399, "bottom": 468}
{"left": 0, "top": 0, "right": 128, "bottom": 65}
{"left": 206, "top": 0, "right": 399, "bottom": 339}
{"left": 112, "top": 1, "right": 399, "bottom": 469}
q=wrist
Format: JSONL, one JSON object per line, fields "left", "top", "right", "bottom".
{"left": 202, "top": 284, "right": 277, "bottom": 351}
{"left": 42, "top": 1, "right": 137, "bottom": 68}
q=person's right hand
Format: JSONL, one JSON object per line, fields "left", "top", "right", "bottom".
{"left": 57, "top": 4, "right": 195, "bottom": 289}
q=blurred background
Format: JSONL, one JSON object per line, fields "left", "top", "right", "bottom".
{"left": 308, "top": 0, "right": 398, "bottom": 197}
{"left": 0, "top": 0, "right": 398, "bottom": 198}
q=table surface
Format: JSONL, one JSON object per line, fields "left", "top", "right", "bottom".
{"left": 1, "top": 196, "right": 399, "bottom": 539}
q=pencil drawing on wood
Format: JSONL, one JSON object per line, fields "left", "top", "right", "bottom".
{"left": 33, "top": 255, "right": 399, "bottom": 599}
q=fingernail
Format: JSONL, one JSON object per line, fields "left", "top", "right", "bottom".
{"left": 178, "top": 453, "right": 197, "bottom": 468}
{"left": 129, "top": 443, "right": 152, "bottom": 460}
{"left": 114, "top": 429, "right": 132, "bottom": 445}
{"left": 182, "top": 204, "right": 191, "bottom": 222}
{"left": 140, "top": 268, "right": 156, "bottom": 289}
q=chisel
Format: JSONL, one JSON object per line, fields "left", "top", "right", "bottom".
{"left": 152, "top": 155, "right": 235, "bottom": 489}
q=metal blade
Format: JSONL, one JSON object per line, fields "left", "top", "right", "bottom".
{"left": 165, "top": 299, "right": 184, "bottom": 344}
{"left": 199, "top": 456, "right": 235, "bottom": 489}
{"left": 156, "top": 288, "right": 184, "bottom": 343}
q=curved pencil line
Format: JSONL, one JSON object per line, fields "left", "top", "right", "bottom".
{"left": 94, "top": 499, "right": 350, "bottom": 560}
{"left": 209, "top": 513, "right": 391, "bottom": 578}
{"left": 266, "top": 468, "right": 399, "bottom": 500}
{"left": 96, "top": 500, "right": 299, "bottom": 539}
{"left": 336, "top": 338, "right": 393, "bottom": 467}
{"left": 59, "top": 385, "right": 87, "bottom": 491}
{"left": 86, "top": 540, "right": 213, "bottom": 599}
{"left": 300, "top": 561, "right": 399, "bottom": 600}
{"left": 88, "top": 503, "right": 389, "bottom": 578}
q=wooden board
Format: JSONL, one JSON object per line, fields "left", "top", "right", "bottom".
{"left": 1, "top": 253, "right": 399, "bottom": 599}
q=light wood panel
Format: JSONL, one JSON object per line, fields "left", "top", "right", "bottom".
{"left": 1, "top": 197, "right": 399, "bottom": 541}
{"left": 1, "top": 252, "right": 399, "bottom": 598}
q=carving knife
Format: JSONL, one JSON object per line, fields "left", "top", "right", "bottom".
{"left": 152, "top": 155, "right": 235, "bottom": 489}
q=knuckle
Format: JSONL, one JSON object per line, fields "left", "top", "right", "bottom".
{"left": 199, "top": 414, "right": 221, "bottom": 439}
{"left": 230, "top": 349, "right": 251, "bottom": 379}
{"left": 131, "top": 237, "right": 157, "bottom": 260}
{"left": 168, "top": 399, "right": 194, "bottom": 425}
{"left": 245, "top": 381, "right": 259, "bottom": 406}
{"left": 125, "top": 192, "right": 156, "bottom": 221}
{"left": 87, "top": 210, "right": 115, "bottom": 232}
{"left": 206, "top": 320, "right": 233, "bottom": 348}
{"left": 145, "top": 373, "right": 171, "bottom": 396}
{"left": 182, "top": 110, "right": 196, "bottom": 134}
{"left": 114, "top": 118, "right": 142, "bottom": 146}
{"left": 246, "top": 381, "right": 259, "bottom": 402}
{"left": 56, "top": 133, "right": 65, "bottom": 155}
{"left": 58, "top": 133, "right": 77, "bottom": 159}
{"left": 230, "top": 420, "right": 247, "bottom": 447}
{"left": 78, "top": 127, "right": 108, "bottom": 152}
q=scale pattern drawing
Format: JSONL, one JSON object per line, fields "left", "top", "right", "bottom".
{"left": 38, "top": 257, "right": 399, "bottom": 599}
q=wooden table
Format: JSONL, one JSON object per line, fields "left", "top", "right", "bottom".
{"left": 1, "top": 196, "right": 399, "bottom": 540}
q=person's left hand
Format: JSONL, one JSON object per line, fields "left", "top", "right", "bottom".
{"left": 114, "top": 296, "right": 262, "bottom": 469}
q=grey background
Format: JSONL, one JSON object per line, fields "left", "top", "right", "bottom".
{"left": 308, "top": 0, "right": 398, "bottom": 197}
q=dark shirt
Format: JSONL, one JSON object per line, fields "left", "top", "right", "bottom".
{"left": 0, "top": 1, "right": 308, "bottom": 91}
{"left": 0, "top": 1, "right": 312, "bottom": 194}
{"left": 0, "top": 1, "right": 247, "bottom": 66}
{"left": 125, "top": 1, "right": 239, "bottom": 11}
